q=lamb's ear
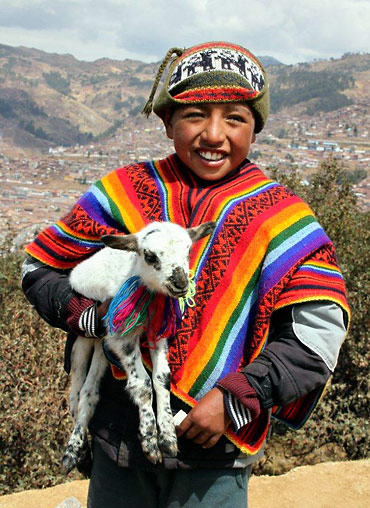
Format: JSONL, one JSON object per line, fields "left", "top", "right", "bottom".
{"left": 101, "top": 234, "right": 139, "bottom": 253}
{"left": 187, "top": 221, "right": 217, "bottom": 243}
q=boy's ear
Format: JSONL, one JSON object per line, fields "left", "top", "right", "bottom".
{"left": 163, "top": 111, "right": 174, "bottom": 140}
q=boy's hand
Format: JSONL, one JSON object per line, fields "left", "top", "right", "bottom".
{"left": 176, "top": 387, "right": 231, "bottom": 448}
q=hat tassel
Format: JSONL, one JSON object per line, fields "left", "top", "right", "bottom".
{"left": 142, "top": 47, "right": 184, "bottom": 117}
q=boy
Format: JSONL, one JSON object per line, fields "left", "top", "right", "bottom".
{"left": 22, "top": 42, "right": 349, "bottom": 508}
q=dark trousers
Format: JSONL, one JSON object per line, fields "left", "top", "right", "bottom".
{"left": 87, "top": 440, "right": 251, "bottom": 508}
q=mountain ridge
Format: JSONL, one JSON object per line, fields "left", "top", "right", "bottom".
{"left": 0, "top": 43, "right": 369, "bottom": 154}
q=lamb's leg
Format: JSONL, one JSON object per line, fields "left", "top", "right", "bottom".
{"left": 69, "top": 336, "right": 94, "bottom": 420}
{"left": 63, "top": 340, "right": 107, "bottom": 473}
{"left": 106, "top": 333, "right": 162, "bottom": 464}
{"left": 150, "top": 339, "right": 178, "bottom": 457}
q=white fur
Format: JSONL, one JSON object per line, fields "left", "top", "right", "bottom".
{"left": 62, "top": 220, "right": 215, "bottom": 471}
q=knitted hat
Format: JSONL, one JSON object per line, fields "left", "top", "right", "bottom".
{"left": 142, "top": 42, "right": 269, "bottom": 133}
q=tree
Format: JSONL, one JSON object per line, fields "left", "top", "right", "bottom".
{"left": 256, "top": 158, "right": 370, "bottom": 474}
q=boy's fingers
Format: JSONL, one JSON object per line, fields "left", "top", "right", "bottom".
{"left": 176, "top": 417, "right": 208, "bottom": 442}
{"left": 201, "top": 433, "right": 223, "bottom": 449}
{"left": 175, "top": 413, "right": 223, "bottom": 448}
{"left": 181, "top": 423, "right": 203, "bottom": 441}
{"left": 175, "top": 416, "right": 193, "bottom": 437}
{"left": 193, "top": 431, "right": 213, "bottom": 445}
{"left": 180, "top": 426, "right": 222, "bottom": 447}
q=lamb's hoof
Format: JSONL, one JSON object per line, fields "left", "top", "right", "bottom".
{"left": 62, "top": 427, "right": 89, "bottom": 474}
{"left": 62, "top": 441, "right": 91, "bottom": 475}
{"left": 62, "top": 448, "right": 79, "bottom": 474}
{"left": 158, "top": 432, "right": 178, "bottom": 458}
{"left": 76, "top": 443, "right": 92, "bottom": 478}
{"left": 141, "top": 436, "right": 163, "bottom": 464}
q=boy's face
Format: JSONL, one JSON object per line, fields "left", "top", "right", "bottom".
{"left": 164, "top": 102, "right": 256, "bottom": 181}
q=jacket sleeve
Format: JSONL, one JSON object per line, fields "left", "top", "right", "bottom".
{"left": 243, "top": 302, "right": 346, "bottom": 409}
{"left": 21, "top": 256, "right": 105, "bottom": 338}
{"left": 218, "top": 301, "right": 346, "bottom": 430}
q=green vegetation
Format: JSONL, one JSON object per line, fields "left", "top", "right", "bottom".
{"left": 270, "top": 69, "right": 354, "bottom": 114}
{"left": 0, "top": 158, "right": 369, "bottom": 494}
{"left": 114, "top": 96, "right": 135, "bottom": 111}
{"left": 129, "top": 95, "right": 146, "bottom": 116}
{"left": 93, "top": 119, "right": 123, "bottom": 141}
{"left": 128, "top": 76, "right": 153, "bottom": 88}
{"left": 0, "top": 93, "right": 46, "bottom": 120}
{"left": 19, "top": 120, "right": 50, "bottom": 140}
{"left": 0, "top": 97, "right": 16, "bottom": 118}
{"left": 0, "top": 240, "right": 81, "bottom": 494}
{"left": 2, "top": 56, "right": 17, "bottom": 72}
{"left": 82, "top": 75, "right": 108, "bottom": 85}
{"left": 43, "top": 71, "right": 71, "bottom": 96}
{"left": 255, "top": 158, "right": 369, "bottom": 474}
{"left": 16, "top": 116, "right": 93, "bottom": 145}
{"left": 338, "top": 168, "right": 367, "bottom": 185}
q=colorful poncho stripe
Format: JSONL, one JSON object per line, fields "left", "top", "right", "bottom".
{"left": 26, "top": 154, "right": 350, "bottom": 455}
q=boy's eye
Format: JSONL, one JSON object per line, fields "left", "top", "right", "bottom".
{"left": 228, "top": 115, "right": 245, "bottom": 123}
{"left": 183, "top": 110, "right": 204, "bottom": 119}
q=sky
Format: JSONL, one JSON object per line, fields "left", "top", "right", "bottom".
{"left": 0, "top": 0, "right": 369, "bottom": 65}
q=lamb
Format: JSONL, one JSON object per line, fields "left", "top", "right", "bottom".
{"left": 62, "top": 220, "right": 216, "bottom": 472}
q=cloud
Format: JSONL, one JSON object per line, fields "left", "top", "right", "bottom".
{"left": 0, "top": 0, "right": 369, "bottom": 64}
{"left": 0, "top": 1, "right": 74, "bottom": 30}
{"left": 106, "top": 0, "right": 370, "bottom": 63}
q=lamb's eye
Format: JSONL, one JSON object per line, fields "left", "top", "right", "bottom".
{"left": 144, "top": 250, "right": 158, "bottom": 265}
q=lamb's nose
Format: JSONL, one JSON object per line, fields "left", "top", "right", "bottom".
{"left": 171, "top": 268, "right": 188, "bottom": 290}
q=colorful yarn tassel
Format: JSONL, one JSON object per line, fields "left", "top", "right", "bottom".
{"left": 105, "top": 276, "right": 183, "bottom": 348}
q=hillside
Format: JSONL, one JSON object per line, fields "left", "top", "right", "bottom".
{"left": 268, "top": 52, "right": 370, "bottom": 115}
{"left": 0, "top": 44, "right": 158, "bottom": 150}
{"left": 0, "top": 44, "right": 369, "bottom": 154}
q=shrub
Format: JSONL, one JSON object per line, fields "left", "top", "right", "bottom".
{"left": 43, "top": 71, "right": 71, "bottom": 96}
{"left": 255, "top": 158, "right": 370, "bottom": 475}
{"left": 0, "top": 238, "right": 81, "bottom": 494}
{"left": 270, "top": 69, "right": 354, "bottom": 113}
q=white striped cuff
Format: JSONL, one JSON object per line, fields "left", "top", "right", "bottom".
{"left": 78, "top": 304, "right": 100, "bottom": 338}
{"left": 224, "top": 391, "right": 253, "bottom": 432}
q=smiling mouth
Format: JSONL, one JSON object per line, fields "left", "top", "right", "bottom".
{"left": 197, "top": 150, "right": 226, "bottom": 162}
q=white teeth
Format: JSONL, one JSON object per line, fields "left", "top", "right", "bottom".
{"left": 199, "top": 151, "right": 224, "bottom": 161}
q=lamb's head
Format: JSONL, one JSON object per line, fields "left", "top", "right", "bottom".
{"left": 101, "top": 221, "right": 216, "bottom": 297}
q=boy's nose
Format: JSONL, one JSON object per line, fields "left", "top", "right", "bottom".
{"left": 200, "top": 117, "right": 226, "bottom": 145}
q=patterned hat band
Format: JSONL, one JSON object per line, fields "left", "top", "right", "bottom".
{"left": 143, "top": 42, "right": 270, "bottom": 133}
{"left": 172, "top": 85, "right": 258, "bottom": 103}
{"left": 168, "top": 47, "right": 265, "bottom": 95}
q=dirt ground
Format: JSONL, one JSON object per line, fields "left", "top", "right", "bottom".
{"left": 0, "top": 460, "right": 369, "bottom": 508}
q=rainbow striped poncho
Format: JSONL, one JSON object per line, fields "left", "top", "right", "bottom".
{"left": 26, "top": 154, "right": 350, "bottom": 456}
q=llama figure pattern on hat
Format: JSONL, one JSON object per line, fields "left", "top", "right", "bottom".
{"left": 168, "top": 46, "right": 265, "bottom": 93}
